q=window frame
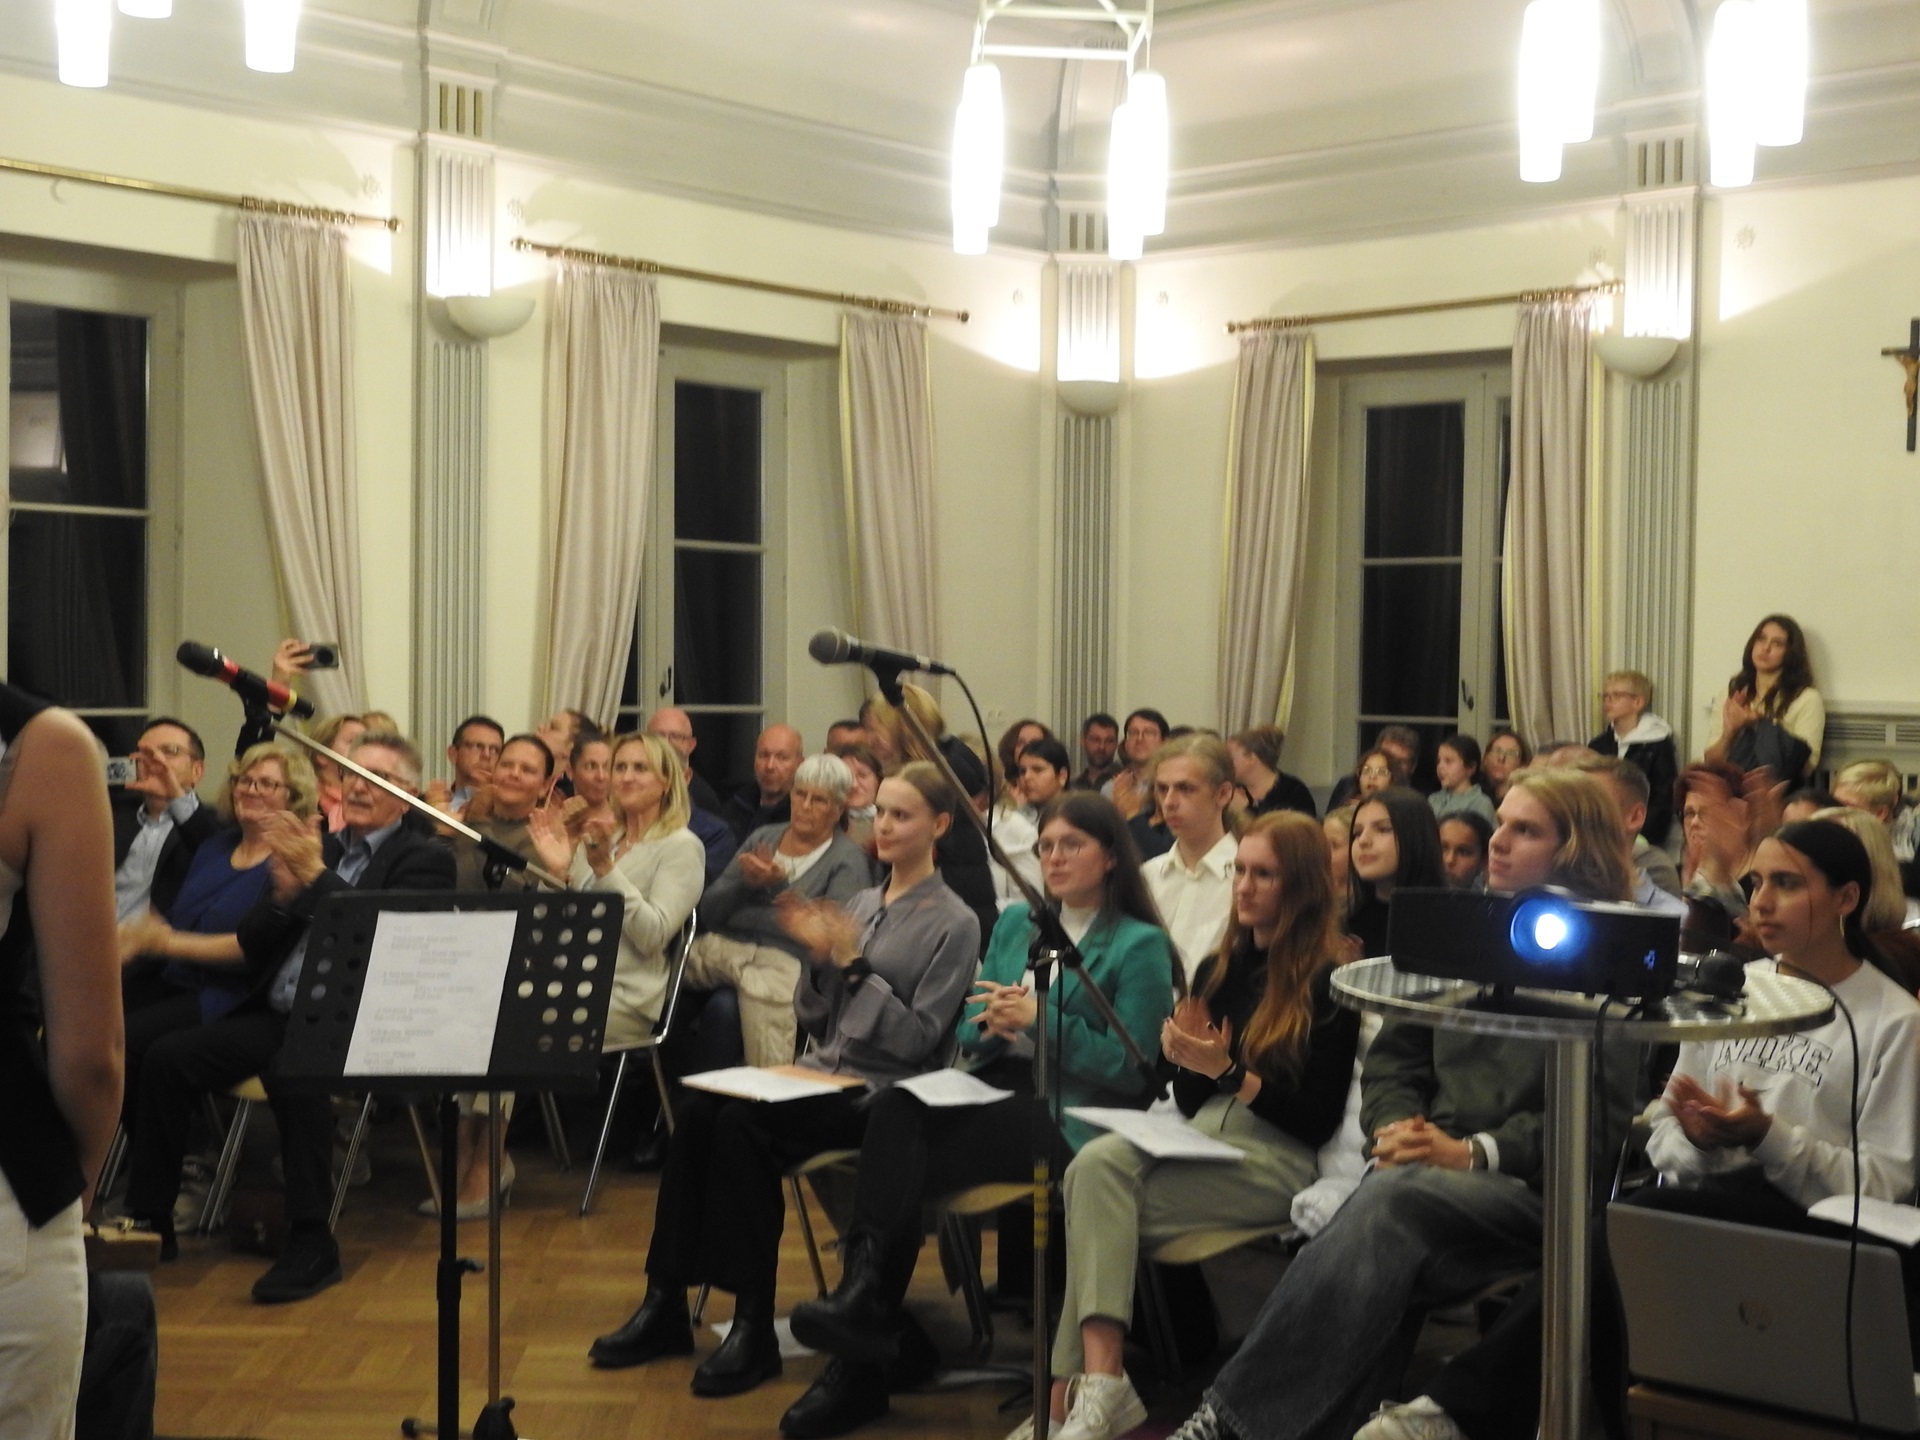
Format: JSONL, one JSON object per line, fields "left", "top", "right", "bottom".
{"left": 1335, "top": 361, "right": 1512, "bottom": 769}
{"left": 1, "top": 264, "right": 181, "bottom": 740}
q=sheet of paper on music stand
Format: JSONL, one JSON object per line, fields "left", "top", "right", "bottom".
{"left": 683, "top": 1066, "right": 857, "bottom": 1102}
{"left": 1067, "top": 1107, "right": 1247, "bottom": 1161}
{"left": 895, "top": 1069, "right": 1015, "bottom": 1108}
{"left": 343, "top": 910, "right": 519, "bottom": 1076}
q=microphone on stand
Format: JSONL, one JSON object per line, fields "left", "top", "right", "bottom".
{"left": 175, "top": 641, "right": 316, "bottom": 720}
{"left": 807, "top": 627, "right": 955, "bottom": 677}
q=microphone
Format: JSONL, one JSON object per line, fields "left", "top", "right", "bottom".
{"left": 176, "top": 642, "right": 316, "bottom": 720}
{"left": 807, "top": 627, "right": 954, "bottom": 677}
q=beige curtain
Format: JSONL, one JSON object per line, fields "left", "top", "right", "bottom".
{"left": 235, "top": 214, "right": 364, "bottom": 716}
{"left": 839, "top": 313, "right": 940, "bottom": 661}
{"left": 1217, "top": 330, "right": 1316, "bottom": 734}
{"left": 542, "top": 260, "right": 661, "bottom": 723}
{"left": 1506, "top": 297, "right": 1595, "bottom": 745}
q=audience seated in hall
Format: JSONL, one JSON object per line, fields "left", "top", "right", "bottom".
{"left": 112, "top": 718, "right": 220, "bottom": 927}
{"left": 1328, "top": 725, "right": 1421, "bottom": 811}
{"left": 585, "top": 763, "right": 978, "bottom": 1403}
{"left": 680, "top": 753, "right": 875, "bottom": 1067}
{"left": 831, "top": 740, "right": 882, "bottom": 857}
{"left": 118, "top": 743, "right": 320, "bottom": 1171}
{"left": 1833, "top": 758, "right": 1920, "bottom": 897}
{"left": 1018, "top": 811, "right": 1355, "bottom": 1440}
{"left": 1589, "top": 670, "right": 1678, "bottom": 845}
{"left": 1480, "top": 728, "right": 1531, "bottom": 804}
{"left": 535, "top": 709, "right": 600, "bottom": 798}
{"left": 726, "top": 724, "right": 805, "bottom": 842}
{"left": 120, "top": 731, "right": 456, "bottom": 1303}
{"left": 1702, "top": 613, "right": 1825, "bottom": 784}
{"left": 1354, "top": 819, "right": 1920, "bottom": 1440}
{"left": 1167, "top": 768, "right": 1643, "bottom": 1440}
{"left": 783, "top": 792, "right": 1177, "bottom": 1438}
{"left": 1074, "top": 711, "right": 1122, "bottom": 794}
{"left": 1101, "top": 709, "right": 1169, "bottom": 822}
{"left": 1139, "top": 734, "right": 1239, "bottom": 987}
{"left": 1427, "top": 734, "right": 1499, "bottom": 829}
{"left": 1437, "top": 810, "right": 1491, "bottom": 891}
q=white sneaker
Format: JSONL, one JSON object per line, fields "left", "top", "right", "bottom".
{"left": 1057, "top": 1372, "right": 1148, "bottom": 1440}
{"left": 1354, "top": 1396, "right": 1467, "bottom": 1440}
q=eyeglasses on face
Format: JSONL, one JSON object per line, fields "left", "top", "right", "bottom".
{"left": 233, "top": 775, "right": 287, "bottom": 794}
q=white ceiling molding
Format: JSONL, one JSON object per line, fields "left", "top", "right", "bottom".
{"left": 0, "top": 0, "right": 1916, "bottom": 254}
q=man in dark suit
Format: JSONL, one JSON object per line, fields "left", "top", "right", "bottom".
{"left": 112, "top": 718, "right": 221, "bottom": 924}
{"left": 122, "top": 731, "right": 457, "bottom": 1303}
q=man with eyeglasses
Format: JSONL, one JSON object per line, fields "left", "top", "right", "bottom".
{"left": 647, "top": 706, "right": 740, "bottom": 885}
{"left": 120, "top": 730, "right": 456, "bottom": 1304}
{"left": 113, "top": 718, "right": 221, "bottom": 924}
{"left": 439, "top": 714, "right": 505, "bottom": 815}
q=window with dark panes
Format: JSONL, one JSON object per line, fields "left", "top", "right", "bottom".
{"left": 7, "top": 301, "right": 150, "bottom": 755}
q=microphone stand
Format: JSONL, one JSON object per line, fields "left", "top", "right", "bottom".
{"left": 864, "top": 663, "right": 1153, "bottom": 1439}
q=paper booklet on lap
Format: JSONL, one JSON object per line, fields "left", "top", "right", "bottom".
{"left": 893, "top": 1069, "right": 1015, "bottom": 1108}
{"left": 682, "top": 1065, "right": 867, "bottom": 1102}
{"left": 1807, "top": 1193, "right": 1920, "bottom": 1248}
{"left": 1067, "top": 1107, "right": 1246, "bottom": 1161}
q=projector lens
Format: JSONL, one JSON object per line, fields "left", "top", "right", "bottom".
{"left": 1533, "top": 913, "right": 1568, "bottom": 950}
{"left": 1510, "top": 894, "right": 1583, "bottom": 963}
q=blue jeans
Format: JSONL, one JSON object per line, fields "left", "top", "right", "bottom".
{"left": 1208, "top": 1164, "right": 1543, "bottom": 1440}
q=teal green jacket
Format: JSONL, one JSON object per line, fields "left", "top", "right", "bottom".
{"left": 957, "top": 903, "right": 1177, "bottom": 1150}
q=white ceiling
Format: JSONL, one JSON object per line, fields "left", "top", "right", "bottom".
{"left": 3, "top": 0, "right": 1919, "bottom": 252}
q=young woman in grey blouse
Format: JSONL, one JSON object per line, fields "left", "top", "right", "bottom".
{"left": 585, "top": 761, "right": 979, "bottom": 1402}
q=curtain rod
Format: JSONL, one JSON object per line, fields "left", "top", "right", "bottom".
{"left": 0, "top": 156, "right": 401, "bottom": 231}
{"left": 0, "top": 156, "right": 399, "bottom": 229}
{"left": 510, "top": 237, "right": 970, "bottom": 323}
{"left": 1225, "top": 279, "right": 1622, "bottom": 334}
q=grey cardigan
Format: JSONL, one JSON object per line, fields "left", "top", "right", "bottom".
{"left": 700, "top": 824, "right": 874, "bottom": 961}
{"left": 795, "top": 873, "right": 979, "bottom": 1088}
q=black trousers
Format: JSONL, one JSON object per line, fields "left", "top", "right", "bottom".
{"left": 645, "top": 1089, "right": 871, "bottom": 1303}
{"left": 1426, "top": 1177, "right": 1920, "bottom": 1440}
{"left": 122, "top": 1006, "right": 335, "bottom": 1232}
{"left": 846, "top": 1076, "right": 1068, "bottom": 1306}
{"left": 120, "top": 968, "right": 202, "bottom": 1136}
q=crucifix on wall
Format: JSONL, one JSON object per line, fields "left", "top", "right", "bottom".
{"left": 1883, "top": 319, "right": 1919, "bottom": 453}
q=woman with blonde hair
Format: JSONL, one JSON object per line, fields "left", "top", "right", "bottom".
{"left": 1814, "top": 806, "right": 1920, "bottom": 990}
{"left": 306, "top": 714, "right": 365, "bottom": 832}
{"left": 529, "top": 732, "right": 705, "bottom": 1049}
{"left": 1028, "top": 810, "right": 1361, "bottom": 1440}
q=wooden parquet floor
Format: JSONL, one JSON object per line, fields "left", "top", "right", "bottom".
{"left": 151, "top": 1116, "right": 1078, "bottom": 1440}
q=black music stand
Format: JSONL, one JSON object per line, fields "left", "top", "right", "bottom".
{"left": 274, "top": 889, "right": 624, "bottom": 1440}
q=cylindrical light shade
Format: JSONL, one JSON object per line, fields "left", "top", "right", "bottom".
{"left": 1517, "top": 0, "right": 1566, "bottom": 182}
{"left": 1707, "top": 0, "right": 1760, "bottom": 187}
{"left": 1106, "top": 98, "right": 1145, "bottom": 260}
{"left": 1128, "top": 69, "right": 1169, "bottom": 237}
{"left": 118, "top": 0, "right": 171, "bottom": 17}
{"left": 56, "top": 0, "right": 112, "bottom": 87}
{"left": 950, "top": 62, "right": 1004, "bottom": 254}
{"left": 1557, "top": 0, "right": 1599, "bottom": 144}
{"left": 244, "top": 0, "right": 302, "bottom": 73}
{"left": 1752, "top": 0, "right": 1807, "bottom": 147}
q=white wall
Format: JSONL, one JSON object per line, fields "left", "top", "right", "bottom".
{"left": 1690, "top": 173, "right": 1920, "bottom": 726}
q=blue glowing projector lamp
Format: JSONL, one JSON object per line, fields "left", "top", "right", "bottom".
{"left": 1386, "top": 886, "right": 1680, "bottom": 1000}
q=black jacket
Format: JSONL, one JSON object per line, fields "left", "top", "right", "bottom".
{"left": 111, "top": 791, "right": 224, "bottom": 919}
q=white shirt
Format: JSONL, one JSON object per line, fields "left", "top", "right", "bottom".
{"left": 1142, "top": 830, "right": 1237, "bottom": 986}
{"left": 988, "top": 805, "right": 1042, "bottom": 908}
{"left": 115, "top": 793, "right": 201, "bottom": 923}
{"left": 775, "top": 835, "right": 832, "bottom": 884}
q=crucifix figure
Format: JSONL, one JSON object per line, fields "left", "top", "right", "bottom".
{"left": 1882, "top": 318, "right": 1919, "bottom": 452}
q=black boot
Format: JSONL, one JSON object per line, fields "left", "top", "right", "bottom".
{"left": 587, "top": 1283, "right": 694, "bottom": 1369}
{"left": 789, "top": 1227, "right": 898, "bottom": 1364}
{"left": 779, "top": 1357, "right": 890, "bottom": 1438}
{"left": 691, "top": 1290, "right": 782, "bottom": 1397}
{"left": 886, "top": 1309, "right": 941, "bottom": 1393}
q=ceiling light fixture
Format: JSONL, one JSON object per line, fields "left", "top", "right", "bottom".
{"left": 55, "top": 0, "right": 112, "bottom": 88}
{"left": 953, "top": 0, "right": 1165, "bottom": 260}
{"left": 1516, "top": 0, "right": 1598, "bottom": 183}
{"left": 1707, "top": 0, "right": 1761, "bottom": 187}
{"left": 244, "top": 0, "right": 302, "bottom": 74}
{"left": 1751, "top": 0, "right": 1808, "bottom": 147}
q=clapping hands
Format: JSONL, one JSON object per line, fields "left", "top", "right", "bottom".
{"left": 968, "top": 979, "right": 1037, "bottom": 1039}
{"left": 1160, "top": 996, "right": 1233, "bottom": 1080}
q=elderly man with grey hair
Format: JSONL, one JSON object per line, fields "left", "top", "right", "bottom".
{"left": 680, "top": 753, "right": 877, "bottom": 1067}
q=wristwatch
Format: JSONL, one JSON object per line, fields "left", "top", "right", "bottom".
{"left": 1215, "top": 1062, "right": 1246, "bottom": 1095}
{"left": 1467, "top": 1136, "right": 1489, "bottom": 1171}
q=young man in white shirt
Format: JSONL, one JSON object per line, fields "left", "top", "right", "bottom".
{"left": 1139, "top": 733, "right": 1238, "bottom": 986}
